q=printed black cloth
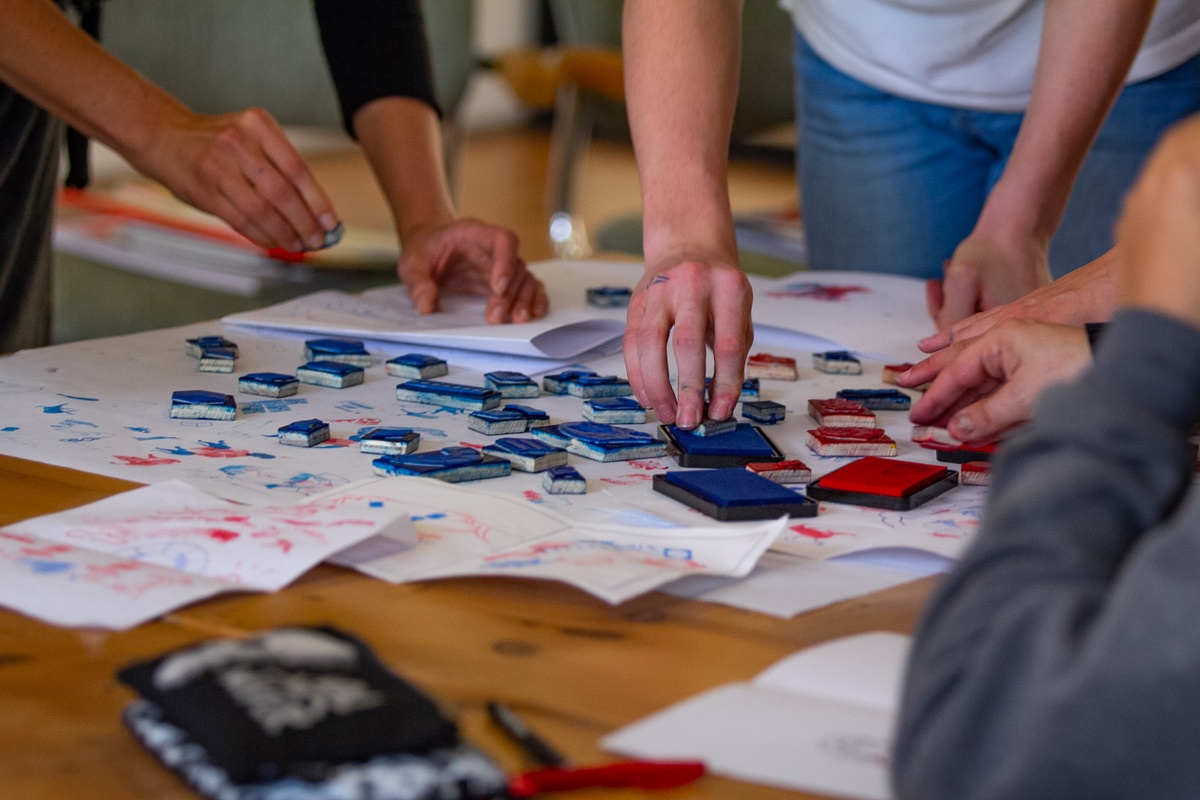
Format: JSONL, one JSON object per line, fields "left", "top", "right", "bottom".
{"left": 118, "top": 626, "right": 458, "bottom": 784}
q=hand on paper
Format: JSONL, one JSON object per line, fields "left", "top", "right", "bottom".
{"left": 917, "top": 249, "right": 1118, "bottom": 354}
{"left": 623, "top": 257, "right": 753, "bottom": 429}
{"left": 926, "top": 232, "right": 1051, "bottom": 332}
{"left": 137, "top": 107, "right": 340, "bottom": 253}
{"left": 1115, "top": 117, "right": 1200, "bottom": 330}
{"left": 397, "top": 218, "right": 549, "bottom": 325}
{"left": 905, "top": 318, "right": 1091, "bottom": 443}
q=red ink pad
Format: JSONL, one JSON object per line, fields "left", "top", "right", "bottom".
{"left": 808, "top": 398, "right": 876, "bottom": 428}
{"left": 806, "top": 427, "right": 897, "bottom": 457}
{"left": 807, "top": 457, "right": 957, "bottom": 510}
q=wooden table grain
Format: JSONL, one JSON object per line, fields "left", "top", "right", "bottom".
{"left": 0, "top": 453, "right": 936, "bottom": 799}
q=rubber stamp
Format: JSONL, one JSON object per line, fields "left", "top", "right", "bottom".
{"left": 531, "top": 421, "right": 666, "bottom": 462}
{"left": 371, "top": 446, "right": 512, "bottom": 482}
{"left": 358, "top": 427, "right": 420, "bottom": 456}
{"left": 303, "top": 338, "right": 371, "bottom": 367}
{"left": 395, "top": 379, "right": 502, "bottom": 411}
{"left": 746, "top": 459, "right": 811, "bottom": 484}
{"left": 586, "top": 286, "right": 632, "bottom": 308}
{"left": 543, "top": 465, "right": 586, "bottom": 494}
{"left": 170, "top": 390, "right": 236, "bottom": 421}
{"left": 385, "top": 353, "right": 448, "bottom": 380}
{"left": 484, "top": 371, "right": 539, "bottom": 399}
{"left": 296, "top": 360, "right": 365, "bottom": 389}
{"left": 960, "top": 461, "right": 990, "bottom": 486}
{"left": 813, "top": 350, "right": 862, "bottom": 375}
{"left": 745, "top": 352, "right": 798, "bottom": 381}
{"left": 740, "top": 400, "right": 786, "bottom": 424}
{"left": 482, "top": 438, "right": 568, "bottom": 472}
{"left": 542, "top": 369, "right": 598, "bottom": 394}
{"left": 238, "top": 372, "right": 299, "bottom": 398}
{"left": 808, "top": 398, "right": 876, "bottom": 428}
{"left": 277, "top": 418, "right": 330, "bottom": 447}
{"left": 197, "top": 346, "right": 236, "bottom": 374}
{"left": 836, "top": 388, "right": 911, "bottom": 411}
{"left": 806, "top": 426, "right": 897, "bottom": 457}
{"left": 583, "top": 397, "right": 647, "bottom": 424}
{"left": 186, "top": 335, "right": 237, "bottom": 359}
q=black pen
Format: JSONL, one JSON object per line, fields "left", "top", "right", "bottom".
{"left": 486, "top": 700, "right": 567, "bottom": 768}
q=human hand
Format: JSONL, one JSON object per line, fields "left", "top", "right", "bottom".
{"left": 623, "top": 258, "right": 753, "bottom": 429}
{"left": 917, "top": 249, "right": 1118, "bottom": 354}
{"left": 927, "top": 233, "right": 1052, "bottom": 332}
{"left": 905, "top": 319, "right": 1091, "bottom": 443}
{"left": 135, "top": 107, "right": 339, "bottom": 252}
{"left": 397, "top": 218, "right": 548, "bottom": 325}
{"left": 1115, "top": 116, "right": 1200, "bottom": 329}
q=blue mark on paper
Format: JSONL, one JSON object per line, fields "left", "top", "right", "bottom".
{"left": 39, "top": 404, "right": 74, "bottom": 415}
{"left": 20, "top": 558, "right": 72, "bottom": 574}
{"left": 240, "top": 398, "right": 308, "bottom": 415}
{"left": 57, "top": 393, "right": 98, "bottom": 402}
{"left": 336, "top": 401, "right": 375, "bottom": 412}
{"left": 1, "top": 426, "right": 17, "bottom": 433}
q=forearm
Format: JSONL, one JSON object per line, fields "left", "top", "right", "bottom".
{"left": 895, "top": 308, "right": 1200, "bottom": 799}
{"left": 975, "top": 0, "right": 1156, "bottom": 241}
{"left": 0, "top": 0, "right": 187, "bottom": 167}
{"left": 623, "top": 0, "right": 743, "bottom": 268}
{"left": 352, "top": 97, "right": 455, "bottom": 245}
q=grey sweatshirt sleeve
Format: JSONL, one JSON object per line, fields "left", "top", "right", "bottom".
{"left": 893, "top": 308, "right": 1200, "bottom": 800}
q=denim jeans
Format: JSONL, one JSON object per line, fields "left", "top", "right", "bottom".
{"left": 794, "top": 32, "right": 1200, "bottom": 279}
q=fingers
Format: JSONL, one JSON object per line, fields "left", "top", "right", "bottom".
{"left": 943, "top": 378, "right": 1035, "bottom": 444}
{"left": 245, "top": 110, "right": 339, "bottom": 239}
{"left": 924, "top": 278, "right": 945, "bottom": 333}
{"left": 397, "top": 250, "right": 442, "bottom": 314}
{"left": 907, "top": 334, "right": 997, "bottom": 426}
{"left": 935, "top": 260, "right": 983, "bottom": 331}
{"left": 707, "top": 276, "right": 752, "bottom": 421}
{"left": 671, "top": 285, "right": 710, "bottom": 430}
{"left": 632, "top": 284, "right": 678, "bottom": 425}
{"left": 896, "top": 339, "right": 967, "bottom": 390}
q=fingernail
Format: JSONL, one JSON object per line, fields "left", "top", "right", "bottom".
{"left": 320, "top": 213, "right": 338, "bottom": 231}
{"left": 307, "top": 232, "right": 324, "bottom": 250}
{"left": 953, "top": 414, "right": 974, "bottom": 438}
{"left": 292, "top": 238, "right": 305, "bottom": 252}
{"left": 897, "top": 369, "right": 912, "bottom": 382}
{"left": 493, "top": 276, "right": 510, "bottom": 296}
{"left": 678, "top": 409, "right": 699, "bottom": 430}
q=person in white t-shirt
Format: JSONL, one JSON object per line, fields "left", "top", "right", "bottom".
{"left": 620, "top": 0, "right": 1200, "bottom": 432}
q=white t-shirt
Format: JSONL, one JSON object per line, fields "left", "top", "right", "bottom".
{"left": 781, "top": 0, "right": 1200, "bottom": 111}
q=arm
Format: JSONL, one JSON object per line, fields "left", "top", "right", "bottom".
{"left": 0, "top": 0, "right": 338, "bottom": 251}
{"left": 622, "top": 0, "right": 752, "bottom": 428}
{"left": 895, "top": 114, "right": 1200, "bottom": 800}
{"left": 313, "top": 0, "right": 546, "bottom": 323}
{"left": 930, "top": 0, "right": 1156, "bottom": 330}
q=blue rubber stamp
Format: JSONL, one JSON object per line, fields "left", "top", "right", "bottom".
{"left": 836, "top": 388, "right": 912, "bottom": 411}
{"left": 586, "top": 286, "right": 632, "bottom": 308}
{"left": 504, "top": 404, "right": 551, "bottom": 428}
{"left": 740, "top": 400, "right": 786, "bottom": 424}
{"left": 813, "top": 350, "right": 862, "bottom": 375}
{"left": 277, "top": 418, "right": 330, "bottom": 447}
{"left": 660, "top": 422, "right": 784, "bottom": 468}
{"left": 169, "top": 390, "right": 236, "bottom": 421}
{"left": 706, "top": 377, "right": 761, "bottom": 402}
{"left": 296, "top": 360, "right": 365, "bottom": 389}
{"left": 395, "top": 379, "right": 502, "bottom": 411}
{"left": 484, "top": 371, "right": 539, "bottom": 399}
{"left": 693, "top": 418, "right": 737, "bottom": 437}
{"left": 543, "top": 465, "right": 586, "bottom": 494}
{"left": 371, "top": 446, "right": 512, "bottom": 483}
{"left": 583, "top": 397, "right": 647, "bottom": 424}
{"left": 565, "top": 375, "right": 632, "bottom": 398}
{"left": 197, "top": 346, "right": 236, "bottom": 374}
{"left": 653, "top": 468, "right": 817, "bottom": 521}
{"left": 358, "top": 426, "right": 420, "bottom": 456}
{"left": 186, "top": 335, "right": 238, "bottom": 359}
{"left": 542, "top": 369, "right": 598, "bottom": 394}
{"left": 384, "top": 353, "right": 448, "bottom": 380}
{"left": 303, "top": 338, "right": 372, "bottom": 367}
{"left": 468, "top": 407, "right": 531, "bottom": 435}
{"left": 531, "top": 421, "right": 666, "bottom": 462}
{"left": 482, "top": 438, "right": 568, "bottom": 472}
{"left": 238, "top": 372, "right": 299, "bottom": 398}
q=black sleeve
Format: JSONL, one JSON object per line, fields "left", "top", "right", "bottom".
{"left": 313, "top": 0, "right": 442, "bottom": 138}
{"left": 893, "top": 308, "right": 1200, "bottom": 800}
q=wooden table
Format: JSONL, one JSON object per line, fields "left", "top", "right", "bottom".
{"left": 0, "top": 453, "right": 935, "bottom": 799}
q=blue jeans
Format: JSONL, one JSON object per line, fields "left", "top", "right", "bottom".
{"left": 794, "top": 33, "right": 1200, "bottom": 279}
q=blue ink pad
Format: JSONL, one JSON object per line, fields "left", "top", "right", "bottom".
{"left": 813, "top": 350, "right": 862, "bottom": 375}
{"left": 385, "top": 353, "right": 448, "bottom": 380}
{"left": 484, "top": 371, "right": 539, "bottom": 399}
{"left": 278, "top": 418, "right": 330, "bottom": 447}
{"left": 170, "top": 390, "right": 236, "bottom": 420}
{"left": 542, "top": 369, "right": 598, "bottom": 394}
{"left": 531, "top": 421, "right": 666, "bottom": 462}
{"left": 836, "top": 388, "right": 912, "bottom": 411}
{"left": 303, "top": 338, "right": 372, "bottom": 367}
{"left": 371, "top": 446, "right": 511, "bottom": 483}
{"left": 198, "top": 346, "right": 236, "bottom": 373}
{"left": 395, "top": 379, "right": 502, "bottom": 411}
{"left": 660, "top": 423, "right": 784, "bottom": 468}
{"left": 586, "top": 286, "right": 632, "bottom": 308}
{"left": 482, "top": 438, "right": 568, "bottom": 472}
{"left": 741, "top": 400, "right": 786, "bottom": 424}
{"left": 543, "top": 465, "right": 586, "bottom": 494}
{"left": 653, "top": 468, "right": 817, "bottom": 521}
{"left": 186, "top": 335, "right": 238, "bottom": 359}
{"left": 296, "top": 360, "right": 365, "bottom": 389}
{"left": 583, "top": 397, "right": 646, "bottom": 424}
{"left": 358, "top": 427, "right": 420, "bottom": 456}
{"left": 239, "top": 372, "right": 299, "bottom": 398}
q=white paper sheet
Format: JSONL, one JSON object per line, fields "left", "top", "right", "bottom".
{"left": 318, "top": 477, "right": 784, "bottom": 604}
{"left": 0, "top": 481, "right": 409, "bottom": 629}
{"left": 222, "top": 284, "right": 626, "bottom": 360}
{"left": 603, "top": 632, "right": 910, "bottom": 800}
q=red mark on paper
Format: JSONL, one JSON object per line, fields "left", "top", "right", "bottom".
{"left": 789, "top": 523, "right": 850, "bottom": 541}
{"left": 207, "top": 529, "right": 239, "bottom": 543}
{"left": 113, "top": 454, "right": 181, "bottom": 467}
